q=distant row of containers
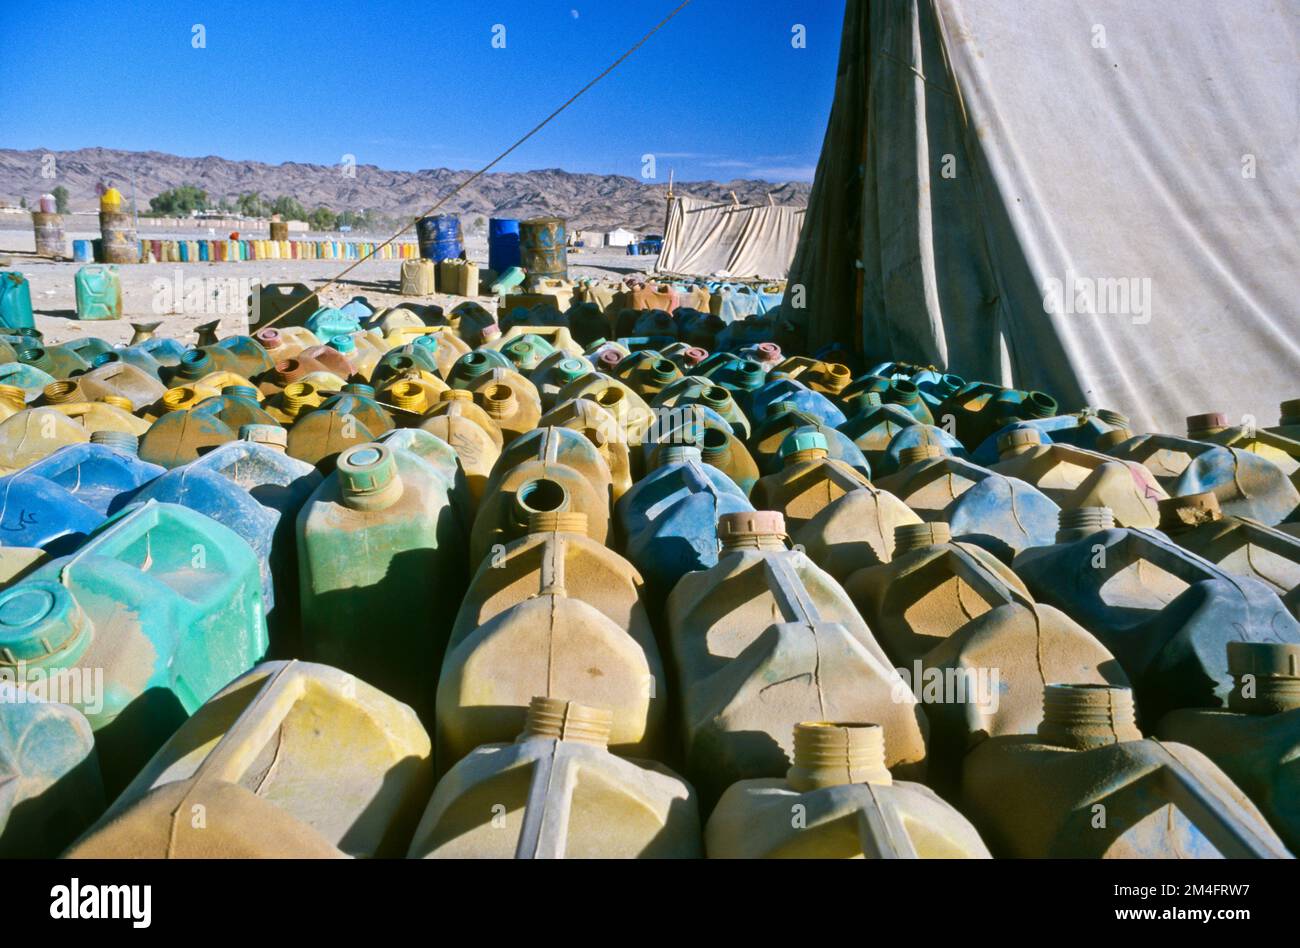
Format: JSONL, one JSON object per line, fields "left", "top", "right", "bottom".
{"left": 71, "top": 238, "right": 422, "bottom": 265}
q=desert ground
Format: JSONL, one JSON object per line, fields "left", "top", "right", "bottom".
{"left": 0, "top": 222, "right": 656, "bottom": 346}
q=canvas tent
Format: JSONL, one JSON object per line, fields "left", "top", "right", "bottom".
{"left": 788, "top": 0, "right": 1300, "bottom": 436}
{"left": 656, "top": 195, "right": 804, "bottom": 280}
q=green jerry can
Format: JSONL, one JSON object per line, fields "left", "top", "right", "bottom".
{"left": 298, "top": 440, "right": 466, "bottom": 719}
{"left": 74, "top": 266, "right": 123, "bottom": 320}
{"left": 0, "top": 500, "right": 268, "bottom": 794}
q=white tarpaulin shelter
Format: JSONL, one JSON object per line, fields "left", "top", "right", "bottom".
{"left": 657, "top": 195, "right": 804, "bottom": 280}
{"left": 788, "top": 0, "right": 1300, "bottom": 435}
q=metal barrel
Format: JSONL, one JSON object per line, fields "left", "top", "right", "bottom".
{"left": 416, "top": 215, "right": 462, "bottom": 262}
{"left": 99, "top": 211, "right": 139, "bottom": 264}
{"left": 32, "top": 212, "right": 66, "bottom": 258}
{"left": 519, "top": 217, "right": 568, "bottom": 281}
{"left": 488, "top": 218, "right": 521, "bottom": 273}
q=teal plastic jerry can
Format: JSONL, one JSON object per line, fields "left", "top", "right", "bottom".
{"left": 0, "top": 273, "right": 35, "bottom": 330}
{"left": 0, "top": 500, "right": 268, "bottom": 793}
{"left": 74, "top": 266, "right": 123, "bottom": 321}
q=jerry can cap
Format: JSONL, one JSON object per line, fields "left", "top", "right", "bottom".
{"left": 682, "top": 346, "right": 709, "bottom": 365}
{"left": 1227, "top": 641, "right": 1300, "bottom": 679}
{"left": 893, "top": 521, "right": 951, "bottom": 553}
{"left": 1187, "top": 411, "right": 1229, "bottom": 433}
{"left": 239, "top": 424, "right": 287, "bottom": 449}
{"left": 253, "top": 327, "right": 282, "bottom": 347}
{"left": 998, "top": 427, "right": 1042, "bottom": 453}
{"left": 0, "top": 581, "right": 85, "bottom": 664}
{"left": 718, "top": 510, "right": 786, "bottom": 539}
{"left": 1094, "top": 428, "right": 1131, "bottom": 451}
{"left": 899, "top": 444, "right": 944, "bottom": 465}
{"left": 338, "top": 443, "right": 398, "bottom": 495}
{"left": 780, "top": 428, "right": 829, "bottom": 458}
{"left": 328, "top": 334, "right": 357, "bottom": 354}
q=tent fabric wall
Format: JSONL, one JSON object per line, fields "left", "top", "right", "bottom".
{"left": 789, "top": 0, "right": 1300, "bottom": 436}
{"left": 656, "top": 195, "right": 804, "bottom": 280}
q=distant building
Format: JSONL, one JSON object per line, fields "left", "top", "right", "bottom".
{"left": 605, "top": 227, "right": 638, "bottom": 248}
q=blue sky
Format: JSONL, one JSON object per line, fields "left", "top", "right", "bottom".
{"left": 0, "top": 0, "right": 845, "bottom": 183}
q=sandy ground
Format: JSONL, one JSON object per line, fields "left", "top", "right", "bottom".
{"left": 0, "top": 224, "right": 656, "bottom": 346}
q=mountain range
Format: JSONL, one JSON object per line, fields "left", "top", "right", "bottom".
{"left": 0, "top": 147, "right": 812, "bottom": 232}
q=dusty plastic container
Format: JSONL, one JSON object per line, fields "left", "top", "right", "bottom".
{"left": 74, "top": 265, "right": 122, "bottom": 320}
{"left": 874, "top": 444, "right": 998, "bottom": 520}
{"left": 71, "top": 360, "right": 167, "bottom": 412}
{"left": 0, "top": 363, "right": 56, "bottom": 403}
{"left": 140, "top": 387, "right": 280, "bottom": 468}
{"left": 130, "top": 435, "right": 321, "bottom": 656}
{"left": 0, "top": 501, "right": 268, "bottom": 792}
{"left": 467, "top": 373, "right": 542, "bottom": 444}
{"left": 298, "top": 441, "right": 465, "bottom": 716}
{"left": 0, "top": 466, "right": 104, "bottom": 554}
{"left": 751, "top": 402, "right": 867, "bottom": 476}
{"left": 961, "top": 684, "right": 1290, "bottom": 857}
{"left": 747, "top": 376, "right": 845, "bottom": 428}
{"left": 418, "top": 390, "right": 502, "bottom": 509}
{"left": 410, "top": 697, "right": 701, "bottom": 858}
{"left": 557, "top": 373, "right": 657, "bottom": 447}
{"left": 791, "top": 484, "right": 923, "bottom": 581}
{"left": 653, "top": 376, "right": 751, "bottom": 440}
{"left": 529, "top": 352, "right": 592, "bottom": 410}
{"left": 706, "top": 723, "right": 990, "bottom": 858}
{"left": 845, "top": 522, "right": 1030, "bottom": 665}
{"left": 0, "top": 272, "right": 35, "bottom": 329}
{"left": 0, "top": 407, "right": 90, "bottom": 474}
{"left": 1157, "top": 642, "right": 1300, "bottom": 853}
{"left": 537, "top": 395, "right": 634, "bottom": 498}
{"left": 667, "top": 511, "right": 928, "bottom": 808}
{"left": 1108, "top": 432, "right": 1299, "bottom": 526}
{"left": 0, "top": 683, "right": 104, "bottom": 857}
{"left": 11, "top": 436, "right": 159, "bottom": 514}
{"left": 1186, "top": 411, "right": 1300, "bottom": 487}
{"left": 470, "top": 427, "right": 612, "bottom": 564}
{"left": 253, "top": 325, "right": 320, "bottom": 362}
{"left": 17, "top": 343, "right": 92, "bottom": 380}
{"left": 66, "top": 661, "right": 432, "bottom": 858}
{"left": 613, "top": 349, "right": 684, "bottom": 401}
{"left": 991, "top": 428, "right": 1166, "bottom": 527}
{"left": 751, "top": 429, "right": 872, "bottom": 533}
{"left": 1160, "top": 491, "right": 1300, "bottom": 596}
{"left": 286, "top": 389, "right": 395, "bottom": 470}
{"left": 838, "top": 397, "right": 921, "bottom": 470}
{"left": 925, "top": 594, "right": 1127, "bottom": 775}
{"left": 1013, "top": 508, "right": 1300, "bottom": 722}
{"left": 878, "top": 423, "right": 966, "bottom": 477}
{"left": 400, "top": 258, "right": 436, "bottom": 296}
{"left": 438, "top": 510, "right": 665, "bottom": 768}
{"left": 970, "top": 410, "right": 1132, "bottom": 464}
{"left": 617, "top": 444, "right": 754, "bottom": 599}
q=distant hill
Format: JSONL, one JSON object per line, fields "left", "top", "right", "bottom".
{"left": 0, "top": 147, "right": 811, "bottom": 233}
